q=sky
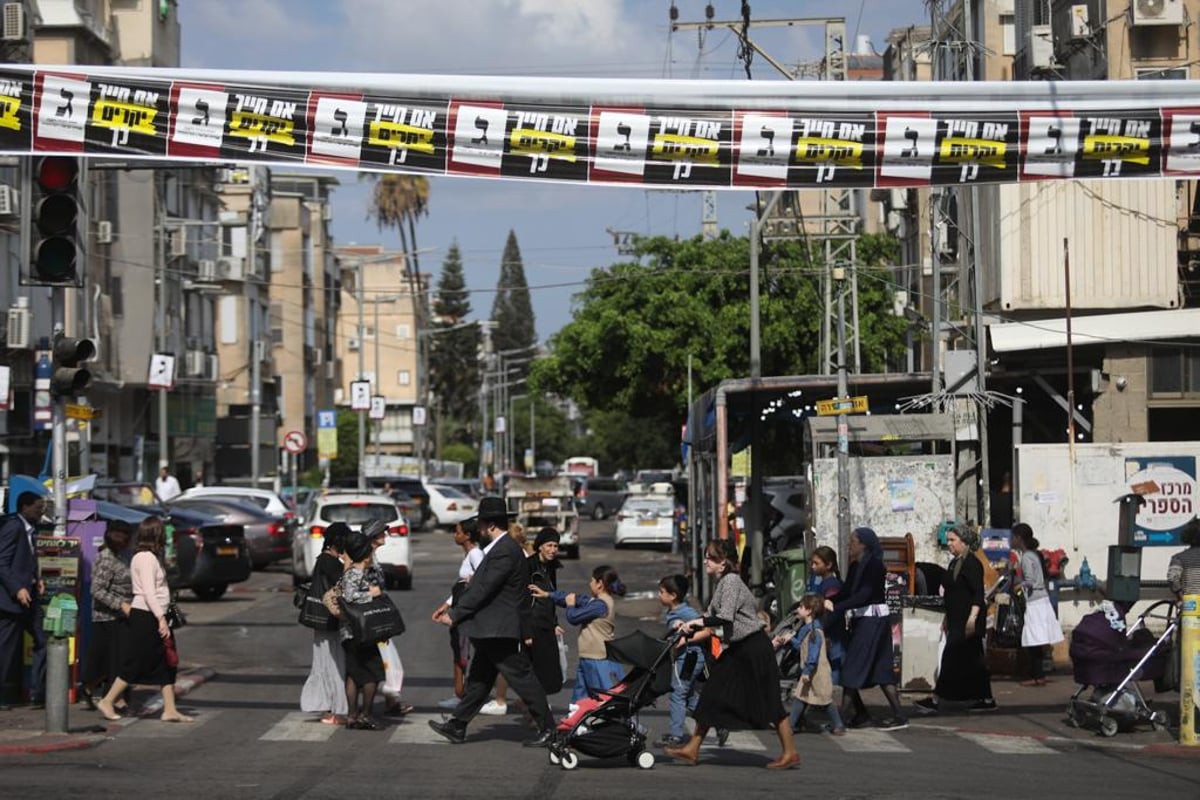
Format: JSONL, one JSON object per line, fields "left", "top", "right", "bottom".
{"left": 178, "top": 0, "right": 931, "bottom": 341}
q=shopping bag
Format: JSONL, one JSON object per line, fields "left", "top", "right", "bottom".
{"left": 556, "top": 631, "right": 568, "bottom": 680}
{"left": 299, "top": 571, "right": 337, "bottom": 630}
{"left": 341, "top": 594, "right": 406, "bottom": 643}
{"left": 379, "top": 637, "right": 405, "bottom": 696}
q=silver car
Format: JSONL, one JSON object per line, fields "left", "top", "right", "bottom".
{"left": 168, "top": 497, "right": 291, "bottom": 570}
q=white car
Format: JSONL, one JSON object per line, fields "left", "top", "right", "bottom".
{"left": 425, "top": 483, "right": 478, "bottom": 528}
{"left": 613, "top": 495, "right": 676, "bottom": 549}
{"left": 178, "top": 486, "right": 293, "bottom": 519}
{"left": 295, "top": 493, "right": 413, "bottom": 590}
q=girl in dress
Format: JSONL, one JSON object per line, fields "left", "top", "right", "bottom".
{"left": 532, "top": 565, "right": 626, "bottom": 706}
{"left": 1011, "top": 523, "right": 1063, "bottom": 687}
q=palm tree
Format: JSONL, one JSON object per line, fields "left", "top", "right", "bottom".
{"left": 363, "top": 173, "right": 430, "bottom": 280}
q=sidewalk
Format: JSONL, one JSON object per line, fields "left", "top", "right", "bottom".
{"left": 614, "top": 594, "right": 1198, "bottom": 757}
{"left": 0, "top": 664, "right": 216, "bottom": 755}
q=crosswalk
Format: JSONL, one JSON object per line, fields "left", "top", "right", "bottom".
{"left": 103, "top": 709, "right": 1059, "bottom": 755}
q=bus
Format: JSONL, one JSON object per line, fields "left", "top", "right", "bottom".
{"left": 562, "top": 456, "right": 599, "bottom": 478}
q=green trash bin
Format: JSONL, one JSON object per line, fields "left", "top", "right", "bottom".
{"left": 767, "top": 547, "right": 808, "bottom": 620}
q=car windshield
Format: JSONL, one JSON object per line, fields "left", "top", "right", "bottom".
{"left": 431, "top": 485, "right": 468, "bottom": 499}
{"left": 320, "top": 503, "right": 399, "bottom": 525}
{"left": 623, "top": 500, "right": 672, "bottom": 515}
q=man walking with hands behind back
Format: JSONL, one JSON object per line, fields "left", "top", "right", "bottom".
{"left": 0, "top": 492, "right": 48, "bottom": 708}
{"left": 430, "top": 497, "right": 554, "bottom": 746}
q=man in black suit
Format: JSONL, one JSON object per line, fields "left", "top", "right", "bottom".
{"left": 430, "top": 497, "right": 553, "bottom": 746}
{"left": 0, "top": 492, "right": 47, "bottom": 707}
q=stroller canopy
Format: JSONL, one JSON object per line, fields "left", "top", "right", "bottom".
{"left": 606, "top": 630, "right": 668, "bottom": 670}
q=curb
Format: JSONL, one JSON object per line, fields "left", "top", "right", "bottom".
{"left": 0, "top": 665, "right": 217, "bottom": 755}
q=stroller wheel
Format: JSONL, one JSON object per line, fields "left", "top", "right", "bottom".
{"left": 560, "top": 751, "right": 580, "bottom": 770}
{"left": 548, "top": 750, "right": 561, "bottom": 766}
{"left": 1099, "top": 716, "right": 1119, "bottom": 738}
{"left": 635, "top": 750, "right": 656, "bottom": 770}
{"left": 1151, "top": 710, "right": 1169, "bottom": 732}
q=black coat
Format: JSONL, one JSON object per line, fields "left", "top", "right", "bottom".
{"left": 527, "top": 553, "right": 560, "bottom": 633}
{"left": 942, "top": 554, "right": 986, "bottom": 644}
{"left": 448, "top": 532, "right": 531, "bottom": 640}
{"left": 0, "top": 514, "right": 38, "bottom": 615}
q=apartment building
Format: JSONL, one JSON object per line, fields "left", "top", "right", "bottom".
{"left": 333, "top": 244, "right": 425, "bottom": 461}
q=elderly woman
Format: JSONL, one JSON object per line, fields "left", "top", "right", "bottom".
{"left": 825, "top": 527, "right": 908, "bottom": 731}
{"left": 914, "top": 524, "right": 997, "bottom": 714}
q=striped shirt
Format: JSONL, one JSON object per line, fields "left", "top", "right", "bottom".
{"left": 90, "top": 548, "right": 132, "bottom": 622}
{"left": 1167, "top": 546, "right": 1200, "bottom": 597}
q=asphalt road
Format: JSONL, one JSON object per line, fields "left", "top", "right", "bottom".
{"left": 2, "top": 520, "right": 1198, "bottom": 799}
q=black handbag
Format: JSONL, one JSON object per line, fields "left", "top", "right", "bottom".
{"left": 298, "top": 570, "right": 338, "bottom": 631}
{"left": 165, "top": 601, "right": 187, "bottom": 630}
{"left": 340, "top": 594, "right": 406, "bottom": 643}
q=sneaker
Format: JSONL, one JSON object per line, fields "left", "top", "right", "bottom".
{"left": 968, "top": 699, "right": 997, "bottom": 713}
{"left": 912, "top": 698, "right": 939, "bottom": 715}
{"left": 655, "top": 734, "right": 687, "bottom": 749}
{"left": 876, "top": 717, "right": 909, "bottom": 731}
{"left": 437, "top": 697, "right": 461, "bottom": 710}
{"left": 479, "top": 700, "right": 508, "bottom": 716}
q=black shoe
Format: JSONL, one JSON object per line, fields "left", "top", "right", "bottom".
{"left": 847, "top": 714, "right": 873, "bottom": 729}
{"left": 876, "top": 716, "right": 909, "bottom": 731}
{"left": 968, "top": 699, "right": 997, "bottom": 713}
{"left": 716, "top": 728, "right": 730, "bottom": 746}
{"left": 523, "top": 728, "right": 554, "bottom": 748}
{"left": 428, "top": 718, "right": 467, "bottom": 744}
{"left": 78, "top": 686, "right": 96, "bottom": 711}
{"left": 912, "top": 698, "right": 939, "bottom": 715}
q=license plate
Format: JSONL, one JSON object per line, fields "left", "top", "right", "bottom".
{"left": 217, "top": 545, "right": 239, "bottom": 556}
{"left": 638, "top": 519, "right": 658, "bottom": 526}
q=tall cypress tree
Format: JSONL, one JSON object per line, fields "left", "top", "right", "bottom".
{"left": 430, "top": 242, "right": 481, "bottom": 441}
{"left": 490, "top": 230, "right": 537, "bottom": 370}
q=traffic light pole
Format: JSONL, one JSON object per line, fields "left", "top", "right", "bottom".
{"left": 51, "top": 289, "right": 67, "bottom": 538}
{"left": 156, "top": 211, "right": 169, "bottom": 474}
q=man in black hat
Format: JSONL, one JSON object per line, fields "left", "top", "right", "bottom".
{"left": 430, "top": 496, "right": 554, "bottom": 746}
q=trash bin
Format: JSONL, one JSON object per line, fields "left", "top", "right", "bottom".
{"left": 767, "top": 548, "right": 808, "bottom": 619}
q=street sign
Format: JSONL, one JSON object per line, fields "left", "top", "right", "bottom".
{"left": 815, "top": 395, "right": 869, "bottom": 416}
{"left": 283, "top": 430, "right": 307, "bottom": 454}
{"left": 369, "top": 396, "right": 386, "bottom": 421}
{"left": 148, "top": 353, "right": 175, "bottom": 390}
{"left": 412, "top": 405, "right": 426, "bottom": 426}
{"left": 317, "top": 408, "right": 338, "bottom": 460}
{"left": 64, "top": 403, "right": 101, "bottom": 421}
{"left": 350, "top": 380, "right": 371, "bottom": 411}
{"left": 0, "top": 365, "right": 9, "bottom": 410}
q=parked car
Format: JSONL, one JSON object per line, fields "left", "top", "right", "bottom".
{"left": 92, "top": 498, "right": 251, "bottom": 601}
{"left": 432, "top": 478, "right": 483, "bottom": 499}
{"left": 295, "top": 493, "right": 413, "bottom": 589}
{"left": 613, "top": 494, "right": 676, "bottom": 549}
{"left": 330, "top": 475, "right": 432, "bottom": 529}
{"left": 571, "top": 476, "right": 629, "bottom": 521}
{"left": 426, "top": 483, "right": 478, "bottom": 528}
{"left": 168, "top": 496, "right": 291, "bottom": 570}
{"left": 177, "top": 486, "right": 297, "bottom": 537}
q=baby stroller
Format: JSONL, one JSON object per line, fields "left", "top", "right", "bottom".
{"left": 1066, "top": 599, "right": 1178, "bottom": 737}
{"left": 547, "top": 629, "right": 680, "bottom": 770}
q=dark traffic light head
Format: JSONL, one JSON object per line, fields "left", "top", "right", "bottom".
{"left": 50, "top": 333, "right": 95, "bottom": 397}
{"left": 30, "top": 157, "right": 81, "bottom": 286}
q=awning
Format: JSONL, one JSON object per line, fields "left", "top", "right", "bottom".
{"left": 989, "top": 308, "right": 1200, "bottom": 353}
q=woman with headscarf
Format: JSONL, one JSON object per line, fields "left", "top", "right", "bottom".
{"left": 914, "top": 524, "right": 997, "bottom": 714}
{"left": 300, "top": 522, "right": 349, "bottom": 724}
{"left": 526, "top": 527, "right": 564, "bottom": 697}
{"left": 825, "top": 527, "right": 908, "bottom": 731}
{"left": 1012, "top": 523, "right": 1063, "bottom": 687}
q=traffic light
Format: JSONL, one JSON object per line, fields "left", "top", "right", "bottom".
{"left": 30, "top": 157, "right": 82, "bottom": 286}
{"left": 50, "top": 334, "right": 95, "bottom": 398}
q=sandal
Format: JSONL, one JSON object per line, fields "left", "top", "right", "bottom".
{"left": 358, "top": 716, "right": 381, "bottom": 731}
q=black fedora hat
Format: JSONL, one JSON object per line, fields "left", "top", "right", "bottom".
{"left": 477, "top": 496, "right": 515, "bottom": 526}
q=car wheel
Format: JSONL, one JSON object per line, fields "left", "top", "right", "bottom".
{"left": 192, "top": 583, "right": 227, "bottom": 601}
{"left": 430, "top": 513, "right": 441, "bottom": 529}
{"left": 397, "top": 572, "right": 413, "bottom": 591}
{"left": 592, "top": 504, "right": 606, "bottom": 521}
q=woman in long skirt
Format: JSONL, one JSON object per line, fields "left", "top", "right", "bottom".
{"left": 300, "top": 523, "right": 349, "bottom": 723}
{"left": 81, "top": 522, "right": 133, "bottom": 709}
{"left": 1012, "top": 523, "right": 1063, "bottom": 686}
{"left": 665, "top": 540, "right": 800, "bottom": 770}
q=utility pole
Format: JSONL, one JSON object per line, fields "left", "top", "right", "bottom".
{"left": 156, "top": 201, "right": 169, "bottom": 473}
{"left": 835, "top": 273, "right": 851, "bottom": 570}
{"left": 356, "top": 259, "right": 366, "bottom": 492}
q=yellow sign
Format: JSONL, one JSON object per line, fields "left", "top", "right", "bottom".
{"left": 317, "top": 427, "right": 338, "bottom": 460}
{"left": 815, "top": 395, "right": 868, "bottom": 416}
{"left": 1182, "top": 594, "right": 1200, "bottom": 746}
{"left": 65, "top": 403, "right": 101, "bottom": 420}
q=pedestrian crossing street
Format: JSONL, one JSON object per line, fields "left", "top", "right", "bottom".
{"left": 106, "top": 710, "right": 1061, "bottom": 755}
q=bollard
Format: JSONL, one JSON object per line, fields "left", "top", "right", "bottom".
{"left": 44, "top": 638, "right": 69, "bottom": 734}
{"left": 1182, "top": 595, "right": 1200, "bottom": 746}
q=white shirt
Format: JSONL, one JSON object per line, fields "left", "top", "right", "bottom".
{"left": 156, "top": 475, "right": 182, "bottom": 501}
{"left": 445, "top": 546, "right": 485, "bottom": 606}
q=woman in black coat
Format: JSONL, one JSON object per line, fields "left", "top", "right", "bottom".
{"left": 914, "top": 525, "right": 996, "bottom": 713}
{"left": 526, "top": 528, "right": 563, "bottom": 696}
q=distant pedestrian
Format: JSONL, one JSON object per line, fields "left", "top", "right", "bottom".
{"left": 96, "top": 517, "right": 192, "bottom": 723}
{"left": 155, "top": 466, "right": 182, "bottom": 502}
{"left": 339, "top": 531, "right": 386, "bottom": 730}
{"left": 81, "top": 521, "right": 133, "bottom": 710}
{"left": 300, "top": 522, "right": 348, "bottom": 724}
{"left": 1012, "top": 523, "right": 1063, "bottom": 686}
{"left": 1168, "top": 517, "right": 1200, "bottom": 600}
{"left": 774, "top": 594, "right": 845, "bottom": 735}
{"left": 827, "top": 527, "right": 908, "bottom": 731}
{"left": 666, "top": 540, "right": 799, "bottom": 769}
{"left": 533, "top": 565, "right": 626, "bottom": 708}
{"left": 431, "top": 517, "right": 484, "bottom": 707}
{"left": 526, "top": 527, "right": 564, "bottom": 697}
{"left": 0, "top": 492, "right": 47, "bottom": 708}
{"left": 656, "top": 573, "right": 706, "bottom": 748}
{"left": 914, "top": 524, "right": 997, "bottom": 715}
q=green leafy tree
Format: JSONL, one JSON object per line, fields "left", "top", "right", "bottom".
{"left": 330, "top": 409, "right": 362, "bottom": 484}
{"left": 430, "top": 242, "right": 482, "bottom": 443}
{"left": 508, "top": 397, "right": 578, "bottom": 469}
{"left": 490, "top": 230, "right": 537, "bottom": 370}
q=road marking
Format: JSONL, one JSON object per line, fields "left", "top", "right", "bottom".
{"left": 388, "top": 713, "right": 450, "bottom": 744}
{"left": 958, "top": 732, "right": 1057, "bottom": 755}
{"left": 700, "top": 731, "right": 767, "bottom": 752}
{"left": 119, "top": 710, "right": 222, "bottom": 738}
{"left": 831, "top": 728, "right": 912, "bottom": 753}
{"left": 260, "top": 712, "right": 340, "bottom": 742}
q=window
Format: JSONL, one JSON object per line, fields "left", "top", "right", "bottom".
{"left": 363, "top": 325, "right": 376, "bottom": 340}
{"left": 397, "top": 370, "right": 411, "bottom": 386}
{"left": 110, "top": 276, "right": 123, "bottom": 317}
{"left": 395, "top": 324, "right": 411, "bottom": 339}
{"left": 1136, "top": 67, "right": 1189, "bottom": 80}
{"left": 1150, "top": 346, "right": 1200, "bottom": 396}
{"left": 1000, "top": 14, "right": 1015, "bottom": 56}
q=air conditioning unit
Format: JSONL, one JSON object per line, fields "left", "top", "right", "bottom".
{"left": 1030, "top": 24, "right": 1056, "bottom": 69}
{"left": 347, "top": 338, "right": 360, "bottom": 351}
{"left": 934, "top": 220, "right": 957, "bottom": 257}
{"left": 5, "top": 305, "right": 30, "bottom": 349}
{"left": 309, "top": 346, "right": 323, "bottom": 366}
{"left": 96, "top": 220, "right": 113, "bottom": 244}
{"left": 322, "top": 203, "right": 333, "bottom": 221}
{"left": 889, "top": 188, "right": 908, "bottom": 211}
{"left": 169, "top": 227, "right": 187, "bottom": 257}
{"left": 206, "top": 354, "right": 219, "bottom": 381}
{"left": 217, "top": 256, "right": 245, "bottom": 281}
{"left": 1132, "top": 0, "right": 1183, "bottom": 26}
{"left": 185, "top": 350, "right": 207, "bottom": 377}
{"left": 197, "top": 258, "right": 216, "bottom": 281}
{"left": 0, "top": 183, "right": 15, "bottom": 216}
{"left": 2, "top": 3, "right": 24, "bottom": 41}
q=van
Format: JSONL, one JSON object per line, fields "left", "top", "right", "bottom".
{"left": 572, "top": 477, "right": 629, "bottom": 521}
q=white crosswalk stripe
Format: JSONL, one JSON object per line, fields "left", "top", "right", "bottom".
{"left": 259, "top": 711, "right": 340, "bottom": 742}
{"left": 117, "top": 709, "right": 223, "bottom": 738}
{"left": 388, "top": 713, "right": 452, "bottom": 744}
{"left": 957, "top": 732, "right": 1058, "bottom": 755}
{"left": 829, "top": 728, "right": 912, "bottom": 753}
{"left": 699, "top": 731, "right": 767, "bottom": 752}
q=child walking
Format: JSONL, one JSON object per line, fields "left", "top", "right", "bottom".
{"left": 773, "top": 594, "right": 846, "bottom": 736}
{"left": 532, "top": 565, "right": 626, "bottom": 707}
{"left": 657, "top": 574, "right": 708, "bottom": 747}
